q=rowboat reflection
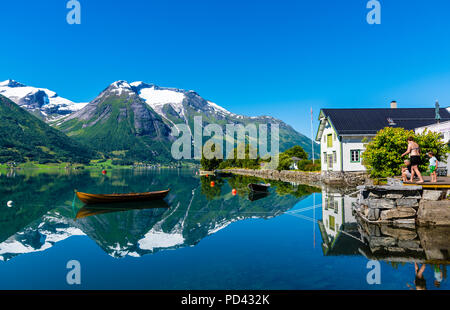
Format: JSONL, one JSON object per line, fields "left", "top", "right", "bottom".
{"left": 75, "top": 200, "right": 170, "bottom": 219}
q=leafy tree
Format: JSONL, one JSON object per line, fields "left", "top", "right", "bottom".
{"left": 362, "top": 127, "right": 449, "bottom": 178}
{"left": 219, "top": 144, "right": 260, "bottom": 169}
{"left": 282, "top": 145, "right": 308, "bottom": 159}
{"left": 200, "top": 144, "right": 223, "bottom": 171}
{"left": 276, "top": 145, "right": 309, "bottom": 171}
{"left": 297, "top": 159, "right": 321, "bottom": 171}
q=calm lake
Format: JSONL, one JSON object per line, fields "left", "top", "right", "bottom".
{"left": 0, "top": 168, "right": 448, "bottom": 290}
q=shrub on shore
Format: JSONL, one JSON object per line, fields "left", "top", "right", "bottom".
{"left": 362, "top": 127, "right": 449, "bottom": 178}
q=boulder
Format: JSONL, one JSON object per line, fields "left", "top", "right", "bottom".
{"left": 367, "top": 208, "right": 381, "bottom": 221}
{"left": 380, "top": 207, "right": 416, "bottom": 221}
{"left": 386, "top": 247, "right": 406, "bottom": 253}
{"left": 385, "top": 193, "right": 404, "bottom": 199}
{"left": 368, "top": 198, "right": 396, "bottom": 209}
{"left": 417, "top": 200, "right": 450, "bottom": 226}
{"left": 370, "top": 236, "right": 396, "bottom": 247}
{"left": 380, "top": 225, "right": 417, "bottom": 241}
{"left": 367, "top": 223, "right": 381, "bottom": 236}
{"left": 396, "top": 198, "right": 419, "bottom": 208}
{"left": 391, "top": 219, "right": 416, "bottom": 228}
{"left": 417, "top": 226, "right": 450, "bottom": 260}
{"left": 369, "top": 191, "right": 384, "bottom": 198}
{"left": 422, "top": 190, "right": 447, "bottom": 201}
{"left": 398, "top": 239, "right": 421, "bottom": 250}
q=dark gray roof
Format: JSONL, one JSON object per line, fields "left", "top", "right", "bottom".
{"left": 322, "top": 108, "right": 450, "bottom": 136}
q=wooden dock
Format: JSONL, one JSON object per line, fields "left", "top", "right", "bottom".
{"left": 403, "top": 176, "right": 450, "bottom": 189}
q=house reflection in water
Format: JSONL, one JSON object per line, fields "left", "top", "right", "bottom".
{"left": 318, "top": 187, "right": 450, "bottom": 267}
{"left": 318, "top": 187, "right": 363, "bottom": 256}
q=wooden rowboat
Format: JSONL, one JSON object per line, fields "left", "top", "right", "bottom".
{"left": 76, "top": 189, "right": 170, "bottom": 205}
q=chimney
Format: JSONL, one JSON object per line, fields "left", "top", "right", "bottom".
{"left": 390, "top": 100, "right": 397, "bottom": 109}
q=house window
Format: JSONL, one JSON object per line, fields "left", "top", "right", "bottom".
{"left": 327, "top": 134, "right": 333, "bottom": 148}
{"left": 350, "top": 150, "right": 361, "bottom": 163}
{"left": 333, "top": 151, "right": 337, "bottom": 163}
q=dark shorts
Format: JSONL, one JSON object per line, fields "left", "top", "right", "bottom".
{"left": 410, "top": 156, "right": 421, "bottom": 166}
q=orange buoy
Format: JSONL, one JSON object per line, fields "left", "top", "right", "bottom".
{"left": 210, "top": 181, "right": 215, "bottom": 187}
{"left": 232, "top": 189, "right": 237, "bottom": 196}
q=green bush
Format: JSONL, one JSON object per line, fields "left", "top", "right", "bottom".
{"left": 200, "top": 144, "right": 223, "bottom": 171}
{"left": 276, "top": 145, "right": 309, "bottom": 171}
{"left": 362, "top": 127, "right": 449, "bottom": 178}
{"left": 218, "top": 144, "right": 259, "bottom": 169}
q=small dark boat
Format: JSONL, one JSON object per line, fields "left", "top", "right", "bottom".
{"left": 75, "top": 200, "right": 170, "bottom": 219}
{"left": 76, "top": 189, "right": 170, "bottom": 205}
{"left": 247, "top": 183, "right": 270, "bottom": 193}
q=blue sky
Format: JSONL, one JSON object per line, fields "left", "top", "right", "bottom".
{"left": 1, "top": 0, "right": 450, "bottom": 135}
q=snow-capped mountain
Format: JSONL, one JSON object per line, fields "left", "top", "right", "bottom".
{"left": 130, "top": 81, "right": 240, "bottom": 124}
{"left": 0, "top": 80, "right": 88, "bottom": 121}
{"left": 56, "top": 80, "right": 319, "bottom": 158}
{"left": 56, "top": 80, "right": 173, "bottom": 163}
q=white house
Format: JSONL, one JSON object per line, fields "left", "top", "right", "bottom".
{"left": 315, "top": 104, "right": 450, "bottom": 172}
{"left": 415, "top": 118, "right": 450, "bottom": 175}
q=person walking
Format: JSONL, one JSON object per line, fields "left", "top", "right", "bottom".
{"left": 401, "top": 136, "right": 424, "bottom": 184}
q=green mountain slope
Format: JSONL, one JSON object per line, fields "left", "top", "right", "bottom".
{"left": 56, "top": 81, "right": 173, "bottom": 163}
{"left": 0, "top": 94, "right": 93, "bottom": 164}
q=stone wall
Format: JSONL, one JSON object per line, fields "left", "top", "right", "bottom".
{"left": 355, "top": 185, "right": 450, "bottom": 226}
{"left": 357, "top": 218, "right": 425, "bottom": 262}
{"left": 357, "top": 218, "right": 450, "bottom": 263}
{"left": 222, "top": 169, "right": 369, "bottom": 187}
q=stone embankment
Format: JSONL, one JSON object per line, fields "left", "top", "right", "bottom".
{"left": 355, "top": 185, "right": 450, "bottom": 226}
{"left": 357, "top": 217, "right": 450, "bottom": 263}
{"left": 222, "top": 169, "right": 369, "bottom": 187}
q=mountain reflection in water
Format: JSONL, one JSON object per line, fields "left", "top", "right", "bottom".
{"left": 0, "top": 169, "right": 318, "bottom": 261}
{"left": 0, "top": 169, "right": 449, "bottom": 290}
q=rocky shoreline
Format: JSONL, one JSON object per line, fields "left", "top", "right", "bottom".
{"left": 221, "top": 168, "right": 369, "bottom": 187}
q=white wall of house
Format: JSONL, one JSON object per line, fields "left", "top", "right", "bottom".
{"left": 341, "top": 137, "right": 366, "bottom": 172}
{"left": 319, "top": 121, "right": 342, "bottom": 172}
{"left": 321, "top": 188, "right": 357, "bottom": 239}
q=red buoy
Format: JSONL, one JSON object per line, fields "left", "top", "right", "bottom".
{"left": 210, "top": 181, "right": 215, "bottom": 187}
{"left": 232, "top": 189, "right": 237, "bottom": 196}
{"left": 102, "top": 170, "right": 107, "bottom": 175}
